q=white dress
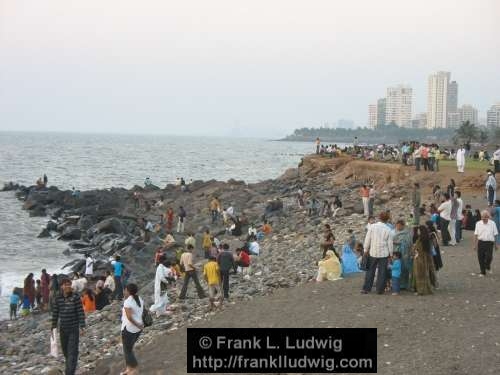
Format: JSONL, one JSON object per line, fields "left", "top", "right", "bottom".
{"left": 149, "top": 264, "right": 173, "bottom": 316}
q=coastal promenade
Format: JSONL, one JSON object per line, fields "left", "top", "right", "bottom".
{"left": 93, "top": 193, "right": 500, "bottom": 375}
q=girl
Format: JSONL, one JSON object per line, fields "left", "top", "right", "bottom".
{"left": 121, "top": 283, "right": 144, "bottom": 375}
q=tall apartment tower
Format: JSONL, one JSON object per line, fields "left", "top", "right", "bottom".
{"left": 385, "top": 85, "right": 412, "bottom": 127}
{"left": 459, "top": 104, "right": 478, "bottom": 125}
{"left": 427, "top": 71, "right": 451, "bottom": 129}
{"left": 377, "top": 98, "right": 386, "bottom": 127}
{"left": 447, "top": 81, "right": 458, "bottom": 113}
{"left": 368, "top": 104, "right": 378, "bottom": 129}
{"left": 487, "top": 103, "right": 500, "bottom": 128}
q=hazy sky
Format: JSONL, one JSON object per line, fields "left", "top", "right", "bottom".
{"left": 1, "top": 0, "right": 499, "bottom": 137}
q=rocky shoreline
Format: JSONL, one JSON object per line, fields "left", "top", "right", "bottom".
{"left": 0, "top": 156, "right": 414, "bottom": 374}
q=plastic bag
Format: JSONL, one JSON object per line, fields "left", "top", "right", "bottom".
{"left": 50, "top": 328, "right": 58, "bottom": 358}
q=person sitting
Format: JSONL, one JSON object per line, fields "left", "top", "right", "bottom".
{"left": 340, "top": 242, "right": 361, "bottom": 275}
{"left": 248, "top": 237, "right": 260, "bottom": 256}
{"left": 95, "top": 286, "right": 110, "bottom": 310}
{"left": 261, "top": 221, "right": 272, "bottom": 235}
{"left": 162, "top": 232, "right": 176, "bottom": 249}
{"left": 316, "top": 250, "right": 342, "bottom": 282}
{"left": 71, "top": 273, "right": 87, "bottom": 294}
{"left": 229, "top": 217, "right": 242, "bottom": 236}
{"left": 235, "top": 248, "right": 251, "bottom": 272}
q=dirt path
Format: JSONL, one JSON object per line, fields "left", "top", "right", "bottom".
{"left": 93, "top": 193, "right": 500, "bottom": 375}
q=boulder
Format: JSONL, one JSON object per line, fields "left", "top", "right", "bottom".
{"left": 60, "top": 226, "right": 81, "bottom": 240}
{"left": 37, "top": 228, "right": 50, "bottom": 238}
{"left": 90, "top": 218, "right": 127, "bottom": 235}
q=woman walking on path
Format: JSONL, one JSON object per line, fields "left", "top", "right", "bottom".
{"left": 411, "top": 225, "right": 437, "bottom": 295}
{"left": 392, "top": 220, "right": 413, "bottom": 290}
{"left": 150, "top": 257, "right": 175, "bottom": 317}
{"left": 121, "top": 283, "right": 144, "bottom": 375}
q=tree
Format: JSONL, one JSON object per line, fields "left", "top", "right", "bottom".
{"left": 478, "top": 129, "right": 489, "bottom": 144}
{"left": 454, "top": 120, "right": 478, "bottom": 145}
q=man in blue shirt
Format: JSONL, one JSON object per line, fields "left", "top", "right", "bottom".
{"left": 111, "top": 255, "right": 124, "bottom": 300}
{"left": 10, "top": 289, "right": 20, "bottom": 320}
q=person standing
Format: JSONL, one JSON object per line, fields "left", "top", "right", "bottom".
{"left": 493, "top": 145, "right": 500, "bottom": 173}
{"left": 413, "top": 144, "right": 422, "bottom": 171}
{"left": 150, "top": 257, "right": 174, "bottom": 317}
{"left": 177, "top": 206, "right": 186, "bottom": 233}
{"left": 179, "top": 245, "right": 206, "bottom": 299}
{"left": 360, "top": 185, "right": 370, "bottom": 217}
{"left": 315, "top": 137, "right": 320, "bottom": 154}
{"left": 412, "top": 183, "right": 421, "bottom": 226}
{"left": 203, "top": 256, "right": 222, "bottom": 310}
{"left": 368, "top": 185, "right": 376, "bottom": 217}
{"left": 392, "top": 220, "right": 413, "bottom": 290}
{"left": 217, "top": 244, "right": 236, "bottom": 300}
{"left": 486, "top": 171, "right": 497, "bottom": 207}
{"left": 456, "top": 145, "right": 466, "bottom": 173}
{"left": 473, "top": 210, "right": 498, "bottom": 276}
{"left": 165, "top": 207, "right": 174, "bottom": 232}
{"left": 434, "top": 146, "right": 441, "bottom": 172}
{"left": 43, "top": 174, "right": 48, "bottom": 187}
{"left": 104, "top": 270, "right": 116, "bottom": 295}
{"left": 361, "top": 212, "right": 394, "bottom": 295}
{"left": 84, "top": 253, "right": 94, "bottom": 277}
{"left": 121, "top": 283, "right": 144, "bottom": 375}
{"left": 210, "top": 197, "right": 221, "bottom": 223}
{"left": 111, "top": 255, "right": 124, "bottom": 300}
{"left": 438, "top": 193, "right": 452, "bottom": 246}
{"left": 40, "top": 269, "right": 51, "bottom": 310}
{"left": 455, "top": 191, "right": 464, "bottom": 243}
{"left": 23, "top": 273, "right": 35, "bottom": 309}
{"left": 448, "top": 192, "right": 459, "bottom": 246}
{"left": 412, "top": 226, "right": 437, "bottom": 295}
{"left": 51, "top": 278, "right": 86, "bottom": 375}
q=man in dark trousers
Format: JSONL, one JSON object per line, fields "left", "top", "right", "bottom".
{"left": 217, "top": 243, "right": 236, "bottom": 300}
{"left": 51, "top": 278, "right": 86, "bottom": 375}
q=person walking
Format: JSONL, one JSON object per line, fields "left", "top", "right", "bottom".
{"left": 455, "top": 191, "right": 464, "bottom": 243}
{"left": 111, "top": 255, "right": 124, "bottom": 300}
{"left": 412, "top": 183, "right": 421, "bottom": 226}
{"left": 361, "top": 212, "right": 394, "bottom": 294}
{"left": 360, "top": 185, "right": 370, "bottom": 217}
{"left": 368, "top": 184, "right": 376, "bottom": 217}
{"left": 179, "top": 245, "right": 206, "bottom": 299}
{"left": 449, "top": 193, "right": 459, "bottom": 246}
{"left": 456, "top": 145, "right": 466, "bottom": 173}
{"left": 486, "top": 171, "right": 497, "bottom": 207}
{"left": 473, "top": 210, "right": 498, "bottom": 276}
{"left": 177, "top": 206, "right": 186, "bottom": 233}
{"left": 51, "top": 278, "right": 86, "bottom": 375}
{"left": 40, "top": 269, "right": 51, "bottom": 310}
{"left": 217, "top": 244, "right": 235, "bottom": 300}
{"left": 438, "top": 193, "right": 452, "bottom": 246}
{"left": 121, "top": 283, "right": 144, "bottom": 375}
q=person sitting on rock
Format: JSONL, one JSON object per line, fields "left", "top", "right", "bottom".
{"left": 248, "top": 236, "right": 260, "bottom": 256}
{"left": 185, "top": 232, "right": 196, "bottom": 249}
{"left": 228, "top": 217, "right": 242, "bottom": 236}
{"left": 316, "top": 250, "right": 342, "bottom": 282}
{"left": 261, "top": 220, "right": 272, "bottom": 235}
{"left": 71, "top": 272, "right": 87, "bottom": 294}
{"left": 163, "top": 232, "right": 176, "bottom": 249}
{"left": 235, "top": 248, "right": 251, "bottom": 272}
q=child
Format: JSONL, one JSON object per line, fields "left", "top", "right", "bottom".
{"left": 9, "top": 289, "right": 20, "bottom": 320}
{"left": 391, "top": 252, "right": 402, "bottom": 295}
{"left": 354, "top": 243, "right": 364, "bottom": 268}
{"left": 203, "top": 256, "right": 222, "bottom": 310}
{"left": 202, "top": 229, "right": 212, "bottom": 259}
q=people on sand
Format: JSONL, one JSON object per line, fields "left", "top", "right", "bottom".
{"left": 361, "top": 212, "right": 393, "bottom": 294}
{"left": 150, "top": 257, "right": 175, "bottom": 317}
{"left": 316, "top": 250, "right": 342, "bottom": 282}
{"left": 411, "top": 225, "right": 437, "bottom": 295}
{"left": 52, "top": 277, "right": 86, "bottom": 375}
{"left": 121, "top": 283, "right": 144, "bottom": 375}
{"left": 217, "top": 244, "right": 236, "bottom": 300}
{"left": 179, "top": 245, "right": 206, "bottom": 300}
{"left": 392, "top": 220, "right": 413, "bottom": 289}
{"left": 203, "top": 256, "right": 222, "bottom": 310}
{"left": 473, "top": 210, "right": 498, "bottom": 277}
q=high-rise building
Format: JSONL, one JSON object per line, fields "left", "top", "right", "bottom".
{"left": 427, "top": 71, "right": 450, "bottom": 129}
{"left": 415, "top": 112, "right": 427, "bottom": 128}
{"left": 368, "top": 104, "right": 377, "bottom": 129}
{"left": 459, "top": 104, "right": 478, "bottom": 125}
{"left": 447, "top": 111, "right": 461, "bottom": 128}
{"left": 447, "top": 81, "right": 458, "bottom": 113}
{"left": 385, "top": 85, "right": 412, "bottom": 127}
{"left": 487, "top": 103, "right": 500, "bottom": 128}
{"left": 377, "top": 98, "right": 386, "bottom": 127}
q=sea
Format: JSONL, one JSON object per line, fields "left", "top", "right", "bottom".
{"left": 0, "top": 131, "right": 312, "bottom": 319}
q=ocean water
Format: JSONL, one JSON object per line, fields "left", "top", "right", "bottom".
{"left": 0, "top": 132, "right": 312, "bottom": 319}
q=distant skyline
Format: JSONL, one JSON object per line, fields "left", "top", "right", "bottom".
{"left": 1, "top": 0, "right": 499, "bottom": 137}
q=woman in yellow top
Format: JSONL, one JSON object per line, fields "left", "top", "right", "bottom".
{"left": 316, "top": 250, "right": 342, "bottom": 282}
{"left": 202, "top": 229, "right": 212, "bottom": 259}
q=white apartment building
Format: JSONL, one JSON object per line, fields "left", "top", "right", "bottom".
{"left": 459, "top": 104, "right": 478, "bottom": 125}
{"left": 427, "top": 71, "right": 450, "bottom": 129}
{"left": 487, "top": 103, "right": 500, "bottom": 127}
{"left": 385, "top": 85, "right": 412, "bottom": 127}
{"left": 368, "top": 104, "right": 378, "bottom": 129}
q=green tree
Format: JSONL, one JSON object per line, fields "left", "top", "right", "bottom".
{"left": 454, "top": 120, "right": 478, "bottom": 144}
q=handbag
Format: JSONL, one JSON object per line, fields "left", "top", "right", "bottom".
{"left": 50, "top": 328, "right": 59, "bottom": 358}
{"left": 142, "top": 307, "right": 153, "bottom": 328}
{"left": 359, "top": 252, "right": 370, "bottom": 271}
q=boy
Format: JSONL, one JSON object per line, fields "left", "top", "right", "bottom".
{"left": 391, "top": 252, "right": 402, "bottom": 295}
{"left": 10, "top": 289, "right": 20, "bottom": 320}
{"left": 203, "top": 256, "right": 221, "bottom": 310}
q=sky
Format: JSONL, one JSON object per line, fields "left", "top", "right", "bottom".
{"left": 0, "top": 0, "right": 499, "bottom": 137}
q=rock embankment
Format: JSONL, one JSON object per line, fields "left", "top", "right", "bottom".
{"left": 0, "top": 156, "right": 415, "bottom": 374}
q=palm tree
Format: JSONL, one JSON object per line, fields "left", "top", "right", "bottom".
{"left": 454, "top": 120, "right": 478, "bottom": 144}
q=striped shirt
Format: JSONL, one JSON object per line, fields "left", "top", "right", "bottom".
{"left": 363, "top": 222, "right": 394, "bottom": 258}
{"left": 51, "top": 292, "right": 86, "bottom": 330}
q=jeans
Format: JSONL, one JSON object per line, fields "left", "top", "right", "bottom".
{"left": 495, "top": 160, "right": 500, "bottom": 173}
{"left": 392, "top": 277, "right": 400, "bottom": 293}
{"left": 211, "top": 210, "right": 218, "bottom": 223}
{"left": 368, "top": 198, "right": 374, "bottom": 217}
{"left": 428, "top": 158, "right": 435, "bottom": 171}
{"left": 488, "top": 186, "right": 495, "bottom": 206}
{"left": 179, "top": 270, "right": 206, "bottom": 299}
{"left": 362, "top": 256, "right": 389, "bottom": 294}
{"left": 60, "top": 327, "right": 80, "bottom": 375}
{"left": 477, "top": 240, "right": 494, "bottom": 275}
{"left": 455, "top": 219, "right": 462, "bottom": 242}
{"left": 114, "top": 276, "right": 123, "bottom": 300}
{"left": 422, "top": 158, "right": 429, "bottom": 171}
{"left": 415, "top": 157, "right": 421, "bottom": 171}
{"left": 220, "top": 270, "right": 231, "bottom": 298}
{"left": 122, "top": 328, "right": 141, "bottom": 368}
{"left": 449, "top": 219, "right": 457, "bottom": 245}
{"left": 10, "top": 304, "right": 17, "bottom": 320}
{"left": 440, "top": 218, "right": 450, "bottom": 245}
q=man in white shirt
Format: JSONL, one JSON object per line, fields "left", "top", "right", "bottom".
{"left": 473, "top": 210, "right": 498, "bottom": 276}
{"left": 85, "top": 253, "right": 94, "bottom": 277}
{"left": 455, "top": 191, "right": 464, "bottom": 243}
{"left": 361, "top": 211, "right": 394, "bottom": 295}
{"left": 438, "top": 193, "right": 452, "bottom": 246}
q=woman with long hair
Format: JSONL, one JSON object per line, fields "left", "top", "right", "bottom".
{"left": 121, "top": 283, "right": 144, "bottom": 375}
{"left": 81, "top": 288, "right": 96, "bottom": 313}
{"left": 412, "top": 225, "right": 437, "bottom": 295}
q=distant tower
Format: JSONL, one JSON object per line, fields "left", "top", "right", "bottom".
{"left": 368, "top": 104, "right": 377, "bottom": 129}
{"left": 385, "top": 85, "right": 412, "bottom": 127}
{"left": 427, "top": 71, "right": 450, "bottom": 129}
{"left": 376, "top": 98, "right": 386, "bottom": 127}
{"left": 487, "top": 103, "right": 500, "bottom": 128}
